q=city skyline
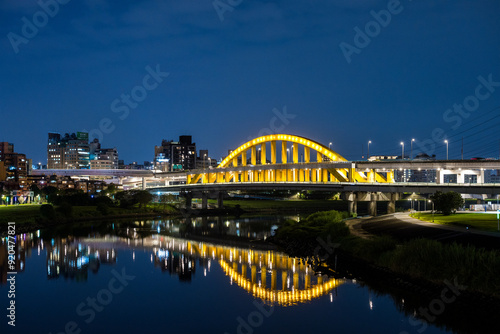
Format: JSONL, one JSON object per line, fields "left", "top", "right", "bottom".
{"left": 1, "top": 0, "right": 499, "bottom": 164}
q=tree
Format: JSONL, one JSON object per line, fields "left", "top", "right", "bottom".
{"left": 133, "top": 190, "right": 153, "bottom": 208}
{"left": 159, "top": 193, "right": 175, "bottom": 212}
{"left": 430, "top": 191, "right": 464, "bottom": 215}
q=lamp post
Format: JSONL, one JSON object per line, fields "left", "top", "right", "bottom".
{"left": 258, "top": 147, "right": 261, "bottom": 164}
{"left": 367, "top": 141, "right": 371, "bottom": 160}
{"left": 444, "top": 140, "right": 449, "bottom": 160}
{"left": 329, "top": 142, "right": 332, "bottom": 150}
{"left": 431, "top": 200, "right": 434, "bottom": 222}
{"left": 411, "top": 138, "right": 415, "bottom": 160}
{"left": 400, "top": 142, "right": 404, "bottom": 160}
{"left": 203, "top": 154, "right": 206, "bottom": 169}
{"left": 497, "top": 194, "right": 499, "bottom": 231}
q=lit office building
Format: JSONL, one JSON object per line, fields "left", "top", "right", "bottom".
{"left": 47, "top": 132, "right": 90, "bottom": 169}
{"left": 154, "top": 135, "right": 196, "bottom": 171}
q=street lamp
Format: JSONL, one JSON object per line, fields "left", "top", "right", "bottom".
{"left": 367, "top": 141, "right": 371, "bottom": 160}
{"left": 203, "top": 153, "right": 206, "bottom": 169}
{"left": 411, "top": 138, "right": 415, "bottom": 160}
{"left": 329, "top": 142, "right": 332, "bottom": 150}
{"left": 400, "top": 142, "right": 404, "bottom": 160}
{"left": 258, "top": 147, "right": 261, "bottom": 164}
{"left": 497, "top": 194, "right": 499, "bottom": 231}
{"left": 444, "top": 140, "right": 449, "bottom": 160}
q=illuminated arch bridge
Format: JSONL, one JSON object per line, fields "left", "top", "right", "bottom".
{"left": 187, "top": 134, "right": 393, "bottom": 185}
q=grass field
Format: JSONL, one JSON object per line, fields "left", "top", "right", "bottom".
{"left": 0, "top": 204, "right": 41, "bottom": 224}
{"left": 411, "top": 212, "right": 500, "bottom": 233}
{"left": 219, "top": 199, "right": 348, "bottom": 212}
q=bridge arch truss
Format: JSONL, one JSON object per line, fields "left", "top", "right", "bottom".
{"left": 187, "top": 134, "right": 393, "bottom": 185}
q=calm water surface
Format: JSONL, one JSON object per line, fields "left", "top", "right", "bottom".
{"left": 0, "top": 216, "right": 475, "bottom": 333}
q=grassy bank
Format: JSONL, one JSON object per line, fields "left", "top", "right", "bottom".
{"left": 219, "top": 199, "right": 348, "bottom": 213}
{"left": 273, "top": 210, "right": 500, "bottom": 298}
{"left": 410, "top": 212, "right": 500, "bottom": 233}
{"left": 0, "top": 203, "right": 178, "bottom": 229}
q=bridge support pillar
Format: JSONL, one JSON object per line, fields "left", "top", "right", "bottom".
{"left": 141, "top": 177, "right": 146, "bottom": 190}
{"left": 242, "top": 264, "right": 247, "bottom": 278}
{"left": 184, "top": 193, "right": 192, "bottom": 210}
{"left": 251, "top": 265, "right": 257, "bottom": 284}
{"left": 436, "top": 170, "right": 443, "bottom": 184}
{"left": 261, "top": 266, "right": 267, "bottom": 288}
{"left": 345, "top": 192, "right": 357, "bottom": 216}
{"left": 271, "top": 269, "right": 277, "bottom": 290}
{"left": 201, "top": 192, "right": 208, "bottom": 210}
{"left": 478, "top": 169, "right": 485, "bottom": 183}
{"left": 217, "top": 192, "right": 224, "bottom": 209}
{"left": 369, "top": 192, "right": 377, "bottom": 216}
{"left": 387, "top": 193, "right": 396, "bottom": 214}
{"left": 282, "top": 271, "right": 287, "bottom": 290}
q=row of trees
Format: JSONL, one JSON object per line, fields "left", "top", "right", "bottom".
{"left": 39, "top": 186, "right": 154, "bottom": 209}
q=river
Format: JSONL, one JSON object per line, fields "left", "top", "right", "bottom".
{"left": 0, "top": 215, "right": 496, "bottom": 334}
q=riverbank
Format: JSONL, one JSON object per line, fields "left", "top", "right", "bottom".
{"left": 270, "top": 210, "right": 500, "bottom": 299}
{"left": 410, "top": 211, "right": 500, "bottom": 233}
{"left": 0, "top": 203, "right": 179, "bottom": 236}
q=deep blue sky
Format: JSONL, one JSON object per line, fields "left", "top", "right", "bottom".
{"left": 1, "top": 0, "right": 499, "bottom": 164}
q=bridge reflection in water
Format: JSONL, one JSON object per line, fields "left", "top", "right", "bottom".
{"left": 152, "top": 236, "right": 342, "bottom": 306}
{"left": 1, "top": 229, "right": 342, "bottom": 307}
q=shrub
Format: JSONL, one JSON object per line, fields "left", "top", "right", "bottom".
{"left": 56, "top": 203, "right": 73, "bottom": 218}
{"left": 40, "top": 204, "right": 56, "bottom": 220}
{"left": 96, "top": 203, "right": 110, "bottom": 215}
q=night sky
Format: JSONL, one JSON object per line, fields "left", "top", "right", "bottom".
{"left": 1, "top": 0, "right": 499, "bottom": 165}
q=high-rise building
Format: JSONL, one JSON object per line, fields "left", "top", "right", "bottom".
{"left": 47, "top": 132, "right": 90, "bottom": 169}
{"left": 154, "top": 135, "right": 196, "bottom": 171}
{"left": 196, "top": 149, "right": 217, "bottom": 168}
{"left": 89, "top": 138, "right": 119, "bottom": 169}
{"left": 0, "top": 142, "right": 28, "bottom": 187}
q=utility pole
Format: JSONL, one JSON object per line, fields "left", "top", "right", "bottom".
{"left": 461, "top": 137, "right": 464, "bottom": 160}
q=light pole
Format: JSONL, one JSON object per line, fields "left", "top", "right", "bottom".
{"left": 258, "top": 147, "right": 261, "bottom": 164}
{"left": 444, "top": 140, "right": 449, "bottom": 160}
{"left": 287, "top": 148, "right": 290, "bottom": 163}
{"left": 400, "top": 142, "right": 404, "bottom": 160}
{"left": 203, "top": 153, "right": 206, "bottom": 169}
{"left": 329, "top": 142, "right": 332, "bottom": 150}
{"left": 431, "top": 200, "right": 434, "bottom": 222}
{"left": 497, "top": 194, "right": 499, "bottom": 231}
{"left": 367, "top": 141, "right": 371, "bottom": 160}
{"left": 410, "top": 138, "right": 415, "bottom": 160}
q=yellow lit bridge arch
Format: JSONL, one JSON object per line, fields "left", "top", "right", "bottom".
{"left": 187, "top": 134, "right": 393, "bottom": 184}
